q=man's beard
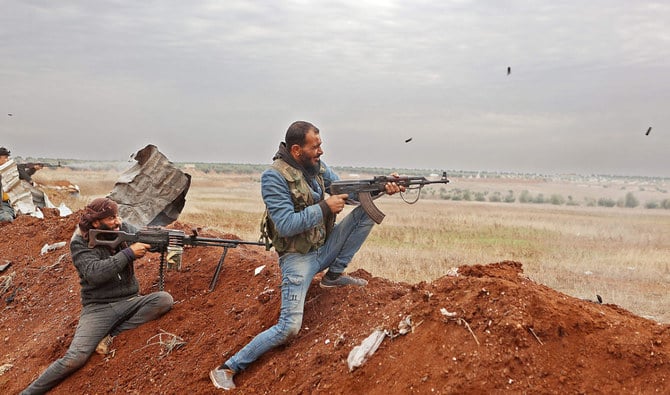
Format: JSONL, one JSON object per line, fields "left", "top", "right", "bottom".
{"left": 299, "top": 156, "right": 320, "bottom": 176}
{"left": 97, "top": 222, "right": 119, "bottom": 231}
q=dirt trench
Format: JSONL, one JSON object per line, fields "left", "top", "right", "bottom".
{"left": 1, "top": 211, "right": 668, "bottom": 394}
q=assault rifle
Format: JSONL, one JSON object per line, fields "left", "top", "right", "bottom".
{"left": 88, "top": 227, "right": 265, "bottom": 291}
{"left": 21, "top": 161, "right": 62, "bottom": 169}
{"left": 329, "top": 171, "right": 450, "bottom": 224}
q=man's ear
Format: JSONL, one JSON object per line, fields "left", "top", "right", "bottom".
{"left": 91, "top": 219, "right": 100, "bottom": 229}
{"left": 290, "top": 144, "right": 302, "bottom": 158}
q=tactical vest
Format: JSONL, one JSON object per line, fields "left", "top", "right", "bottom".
{"left": 260, "top": 159, "right": 335, "bottom": 254}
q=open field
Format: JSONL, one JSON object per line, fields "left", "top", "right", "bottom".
{"left": 35, "top": 167, "right": 670, "bottom": 323}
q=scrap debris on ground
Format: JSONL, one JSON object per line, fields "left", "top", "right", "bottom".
{"left": 1, "top": 211, "right": 668, "bottom": 394}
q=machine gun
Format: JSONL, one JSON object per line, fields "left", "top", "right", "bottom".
{"left": 329, "top": 171, "right": 450, "bottom": 224}
{"left": 88, "top": 227, "right": 265, "bottom": 291}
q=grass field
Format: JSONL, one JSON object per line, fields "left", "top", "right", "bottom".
{"left": 36, "top": 167, "right": 670, "bottom": 323}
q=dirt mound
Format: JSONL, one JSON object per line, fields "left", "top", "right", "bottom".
{"left": 1, "top": 213, "right": 668, "bottom": 394}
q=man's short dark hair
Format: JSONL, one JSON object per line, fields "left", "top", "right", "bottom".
{"left": 0, "top": 147, "right": 10, "bottom": 157}
{"left": 285, "top": 121, "right": 319, "bottom": 148}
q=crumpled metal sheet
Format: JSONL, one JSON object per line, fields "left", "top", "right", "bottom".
{"left": 107, "top": 145, "right": 191, "bottom": 228}
{"left": 0, "top": 159, "right": 37, "bottom": 215}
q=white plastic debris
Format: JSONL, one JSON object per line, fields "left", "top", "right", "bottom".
{"left": 30, "top": 209, "right": 44, "bottom": 219}
{"left": 0, "top": 363, "right": 13, "bottom": 375}
{"left": 40, "top": 242, "right": 67, "bottom": 255}
{"left": 347, "top": 329, "right": 387, "bottom": 372}
{"left": 398, "top": 315, "right": 413, "bottom": 335}
{"left": 440, "top": 308, "right": 458, "bottom": 318}
{"left": 254, "top": 265, "right": 266, "bottom": 276}
{"left": 58, "top": 203, "right": 73, "bottom": 217}
{"left": 446, "top": 267, "right": 459, "bottom": 277}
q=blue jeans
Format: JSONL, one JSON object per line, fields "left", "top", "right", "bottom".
{"left": 21, "top": 292, "right": 173, "bottom": 394}
{"left": 224, "top": 205, "right": 374, "bottom": 372}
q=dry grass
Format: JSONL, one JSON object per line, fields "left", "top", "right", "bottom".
{"left": 350, "top": 199, "right": 670, "bottom": 322}
{"left": 34, "top": 168, "right": 670, "bottom": 323}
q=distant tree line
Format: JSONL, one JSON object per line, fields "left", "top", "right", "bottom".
{"left": 24, "top": 160, "right": 670, "bottom": 209}
{"left": 184, "top": 163, "right": 268, "bottom": 174}
{"left": 435, "top": 188, "right": 669, "bottom": 210}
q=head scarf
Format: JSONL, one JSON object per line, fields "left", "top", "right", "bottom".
{"left": 78, "top": 197, "right": 118, "bottom": 234}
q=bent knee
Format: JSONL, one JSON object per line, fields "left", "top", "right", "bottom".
{"left": 270, "top": 318, "right": 302, "bottom": 346}
{"left": 286, "top": 325, "right": 300, "bottom": 338}
{"left": 61, "top": 351, "right": 90, "bottom": 370}
{"left": 156, "top": 291, "right": 174, "bottom": 312}
{"left": 278, "top": 321, "right": 301, "bottom": 342}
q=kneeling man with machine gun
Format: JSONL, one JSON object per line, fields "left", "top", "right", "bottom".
{"left": 21, "top": 197, "right": 173, "bottom": 395}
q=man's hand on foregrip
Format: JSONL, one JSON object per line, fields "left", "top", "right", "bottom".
{"left": 384, "top": 173, "right": 405, "bottom": 195}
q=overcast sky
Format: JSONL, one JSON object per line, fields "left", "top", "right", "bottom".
{"left": 1, "top": 1, "right": 668, "bottom": 176}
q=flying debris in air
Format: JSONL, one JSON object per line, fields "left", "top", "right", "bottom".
{"left": 507, "top": 66, "right": 511, "bottom": 76}
{"left": 645, "top": 126, "right": 652, "bottom": 136}
{"left": 405, "top": 138, "right": 413, "bottom": 143}
{"left": 7, "top": 113, "right": 12, "bottom": 116}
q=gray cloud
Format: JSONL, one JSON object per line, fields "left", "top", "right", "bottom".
{"left": 1, "top": 0, "right": 668, "bottom": 176}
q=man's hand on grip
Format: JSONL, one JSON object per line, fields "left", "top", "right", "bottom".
{"left": 326, "top": 193, "right": 348, "bottom": 214}
{"left": 129, "top": 242, "right": 151, "bottom": 258}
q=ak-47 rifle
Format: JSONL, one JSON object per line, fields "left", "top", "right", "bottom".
{"left": 17, "top": 162, "right": 62, "bottom": 184}
{"left": 88, "top": 227, "right": 265, "bottom": 291}
{"left": 24, "top": 161, "right": 62, "bottom": 168}
{"left": 329, "top": 171, "right": 450, "bottom": 224}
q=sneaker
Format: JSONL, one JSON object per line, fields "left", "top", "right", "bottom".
{"left": 95, "top": 335, "right": 114, "bottom": 355}
{"left": 319, "top": 274, "right": 368, "bottom": 288}
{"left": 210, "top": 367, "right": 236, "bottom": 390}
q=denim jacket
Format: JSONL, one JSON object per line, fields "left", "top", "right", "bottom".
{"left": 261, "top": 160, "right": 339, "bottom": 253}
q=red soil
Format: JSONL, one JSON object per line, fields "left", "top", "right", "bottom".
{"left": 1, "top": 210, "right": 668, "bottom": 394}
